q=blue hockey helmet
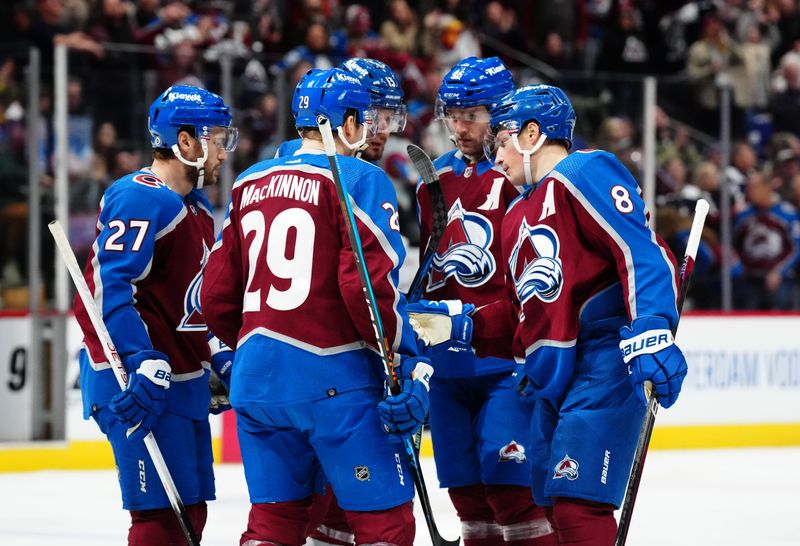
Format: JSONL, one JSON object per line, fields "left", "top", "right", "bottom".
{"left": 489, "top": 84, "right": 576, "bottom": 148}
{"left": 484, "top": 84, "right": 576, "bottom": 185}
{"left": 148, "top": 85, "right": 238, "bottom": 152}
{"left": 293, "top": 67, "right": 376, "bottom": 150}
{"left": 436, "top": 56, "right": 514, "bottom": 115}
{"left": 339, "top": 57, "right": 406, "bottom": 133}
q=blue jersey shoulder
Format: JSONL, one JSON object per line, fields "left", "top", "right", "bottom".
{"left": 432, "top": 149, "right": 462, "bottom": 174}
{"left": 275, "top": 138, "right": 303, "bottom": 159}
{"left": 102, "top": 170, "right": 185, "bottom": 229}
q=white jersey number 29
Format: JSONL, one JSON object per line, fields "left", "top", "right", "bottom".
{"left": 242, "top": 208, "right": 315, "bottom": 312}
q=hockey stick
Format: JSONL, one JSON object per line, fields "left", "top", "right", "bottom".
{"left": 48, "top": 220, "right": 200, "bottom": 546}
{"left": 406, "top": 144, "right": 448, "bottom": 304}
{"left": 405, "top": 144, "right": 448, "bottom": 465}
{"left": 615, "top": 198, "right": 710, "bottom": 546}
{"left": 318, "top": 118, "right": 459, "bottom": 546}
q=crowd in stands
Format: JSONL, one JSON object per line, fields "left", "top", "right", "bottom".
{"left": 3, "top": 0, "right": 800, "bottom": 311}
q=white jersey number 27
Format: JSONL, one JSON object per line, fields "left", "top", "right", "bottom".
{"left": 241, "top": 208, "right": 315, "bottom": 312}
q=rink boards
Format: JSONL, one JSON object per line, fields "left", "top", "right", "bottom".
{"left": 1, "top": 313, "right": 799, "bottom": 471}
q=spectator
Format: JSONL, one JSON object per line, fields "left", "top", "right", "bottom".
{"left": 331, "top": 4, "right": 383, "bottom": 62}
{"left": 380, "top": 0, "right": 419, "bottom": 56}
{"left": 686, "top": 12, "right": 744, "bottom": 134}
{"left": 596, "top": 3, "right": 650, "bottom": 114}
{"left": 421, "top": 11, "right": 480, "bottom": 70}
{"left": 767, "top": 133, "right": 800, "bottom": 195}
{"left": 770, "top": 60, "right": 800, "bottom": 136}
{"left": 734, "top": 170, "right": 800, "bottom": 309}
{"left": 656, "top": 107, "right": 704, "bottom": 173}
{"left": 91, "top": 121, "right": 119, "bottom": 185}
{"left": 594, "top": 116, "right": 641, "bottom": 179}
{"left": 270, "top": 21, "right": 333, "bottom": 75}
{"left": 726, "top": 141, "right": 758, "bottom": 208}
{"left": 732, "top": 22, "right": 771, "bottom": 115}
{"left": 480, "top": 2, "right": 526, "bottom": 67}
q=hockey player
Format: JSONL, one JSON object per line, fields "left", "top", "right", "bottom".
{"left": 272, "top": 57, "right": 409, "bottom": 546}
{"left": 200, "top": 67, "right": 431, "bottom": 546}
{"left": 412, "top": 57, "right": 556, "bottom": 546}
{"left": 273, "top": 57, "right": 406, "bottom": 546}
{"left": 416, "top": 84, "right": 689, "bottom": 545}
{"left": 73, "top": 84, "right": 238, "bottom": 544}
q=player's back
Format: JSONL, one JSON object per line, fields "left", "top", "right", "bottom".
{"left": 218, "top": 149, "right": 404, "bottom": 405}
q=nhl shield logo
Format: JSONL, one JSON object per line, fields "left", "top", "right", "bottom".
{"left": 354, "top": 466, "right": 370, "bottom": 482}
{"left": 498, "top": 440, "right": 526, "bottom": 463}
{"left": 553, "top": 454, "right": 579, "bottom": 480}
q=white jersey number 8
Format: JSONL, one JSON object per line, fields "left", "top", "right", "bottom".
{"left": 611, "top": 185, "right": 634, "bottom": 214}
{"left": 242, "top": 208, "right": 315, "bottom": 312}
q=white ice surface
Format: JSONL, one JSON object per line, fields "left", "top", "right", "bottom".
{"left": 1, "top": 448, "right": 798, "bottom": 545}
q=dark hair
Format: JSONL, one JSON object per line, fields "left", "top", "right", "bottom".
{"left": 152, "top": 124, "right": 196, "bottom": 158}
{"left": 297, "top": 108, "right": 361, "bottom": 134}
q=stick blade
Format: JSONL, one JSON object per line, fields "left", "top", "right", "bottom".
{"left": 407, "top": 144, "right": 438, "bottom": 185}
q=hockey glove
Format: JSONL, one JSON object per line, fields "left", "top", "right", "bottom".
{"left": 377, "top": 356, "right": 434, "bottom": 437}
{"left": 208, "top": 334, "right": 233, "bottom": 414}
{"left": 407, "top": 299, "right": 474, "bottom": 349}
{"left": 619, "top": 315, "right": 688, "bottom": 409}
{"left": 208, "top": 334, "right": 233, "bottom": 389}
{"left": 108, "top": 350, "right": 171, "bottom": 442}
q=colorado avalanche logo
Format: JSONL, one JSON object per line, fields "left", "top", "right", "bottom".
{"left": 177, "top": 241, "right": 210, "bottom": 332}
{"left": 427, "top": 199, "right": 495, "bottom": 291}
{"left": 553, "top": 454, "right": 579, "bottom": 480}
{"left": 509, "top": 220, "right": 564, "bottom": 305}
{"left": 498, "top": 440, "right": 526, "bottom": 463}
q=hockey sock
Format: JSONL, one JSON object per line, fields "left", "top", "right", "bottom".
{"left": 129, "top": 506, "right": 201, "bottom": 546}
{"left": 240, "top": 498, "right": 313, "bottom": 546}
{"left": 449, "top": 485, "right": 503, "bottom": 546}
{"left": 308, "top": 490, "right": 354, "bottom": 546}
{"left": 484, "top": 485, "right": 555, "bottom": 546}
{"left": 186, "top": 502, "right": 208, "bottom": 543}
{"left": 344, "top": 501, "right": 415, "bottom": 546}
{"left": 551, "top": 497, "right": 616, "bottom": 546}
{"left": 307, "top": 487, "right": 335, "bottom": 539}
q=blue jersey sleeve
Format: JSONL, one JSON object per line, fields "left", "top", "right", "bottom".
{"left": 565, "top": 152, "right": 679, "bottom": 328}
{"left": 344, "top": 157, "right": 421, "bottom": 357}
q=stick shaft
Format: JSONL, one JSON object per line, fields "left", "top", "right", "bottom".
{"left": 48, "top": 220, "right": 199, "bottom": 546}
{"left": 317, "top": 123, "right": 458, "bottom": 546}
{"left": 615, "top": 199, "right": 710, "bottom": 545}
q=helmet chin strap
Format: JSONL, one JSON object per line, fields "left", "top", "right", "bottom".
{"left": 337, "top": 125, "right": 369, "bottom": 152}
{"left": 511, "top": 133, "right": 547, "bottom": 186}
{"left": 172, "top": 138, "right": 209, "bottom": 189}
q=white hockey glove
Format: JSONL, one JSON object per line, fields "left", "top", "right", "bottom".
{"left": 407, "top": 299, "right": 474, "bottom": 347}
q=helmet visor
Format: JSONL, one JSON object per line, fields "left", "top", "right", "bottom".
{"left": 436, "top": 99, "right": 492, "bottom": 134}
{"left": 361, "top": 107, "right": 379, "bottom": 138}
{"left": 482, "top": 121, "right": 520, "bottom": 164}
{"left": 374, "top": 105, "right": 407, "bottom": 134}
{"left": 207, "top": 126, "right": 239, "bottom": 152}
